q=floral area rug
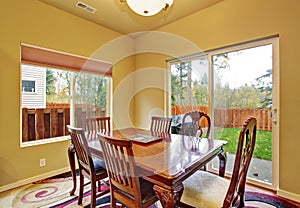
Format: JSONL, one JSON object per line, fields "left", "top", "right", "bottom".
{"left": 0, "top": 175, "right": 299, "bottom": 208}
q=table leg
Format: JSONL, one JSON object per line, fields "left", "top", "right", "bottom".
{"left": 67, "top": 143, "right": 76, "bottom": 196}
{"left": 218, "top": 149, "right": 227, "bottom": 177}
{"left": 153, "top": 183, "right": 184, "bottom": 208}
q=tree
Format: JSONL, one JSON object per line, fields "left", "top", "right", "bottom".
{"left": 171, "top": 61, "right": 193, "bottom": 105}
{"left": 253, "top": 69, "right": 272, "bottom": 108}
{"left": 74, "top": 73, "right": 107, "bottom": 107}
{"left": 214, "top": 83, "right": 234, "bottom": 109}
{"left": 213, "top": 53, "right": 231, "bottom": 71}
{"left": 193, "top": 72, "right": 208, "bottom": 106}
{"left": 171, "top": 50, "right": 271, "bottom": 110}
{"left": 233, "top": 85, "right": 261, "bottom": 108}
{"left": 46, "top": 68, "right": 56, "bottom": 95}
{"left": 45, "top": 68, "right": 72, "bottom": 103}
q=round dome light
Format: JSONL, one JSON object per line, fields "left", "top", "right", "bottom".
{"left": 126, "top": 0, "right": 167, "bottom": 16}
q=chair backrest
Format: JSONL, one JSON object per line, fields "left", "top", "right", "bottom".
{"left": 150, "top": 116, "right": 172, "bottom": 133}
{"left": 181, "top": 111, "right": 211, "bottom": 138}
{"left": 223, "top": 116, "right": 257, "bottom": 208}
{"left": 86, "top": 117, "right": 111, "bottom": 138}
{"left": 98, "top": 134, "right": 143, "bottom": 207}
{"left": 67, "top": 125, "right": 95, "bottom": 175}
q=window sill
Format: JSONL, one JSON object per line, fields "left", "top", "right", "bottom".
{"left": 20, "top": 135, "right": 70, "bottom": 148}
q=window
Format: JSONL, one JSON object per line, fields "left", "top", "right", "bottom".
{"left": 22, "top": 80, "right": 36, "bottom": 93}
{"left": 21, "top": 44, "right": 112, "bottom": 145}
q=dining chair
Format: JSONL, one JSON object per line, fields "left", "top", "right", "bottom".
{"left": 67, "top": 125, "right": 109, "bottom": 208}
{"left": 181, "top": 110, "right": 211, "bottom": 138}
{"left": 179, "top": 116, "right": 257, "bottom": 208}
{"left": 86, "top": 117, "right": 111, "bottom": 139}
{"left": 150, "top": 116, "right": 172, "bottom": 133}
{"left": 98, "top": 133, "right": 159, "bottom": 208}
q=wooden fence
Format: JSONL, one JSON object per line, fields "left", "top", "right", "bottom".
{"left": 22, "top": 105, "right": 271, "bottom": 142}
{"left": 46, "top": 103, "right": 70, "bottom": 109}
{"left": 22, "top": 105, "right": 106, "bottom": 142}
{"left": 22, "top": 108, "right": 70, "bottom": 142}
{"left": 172, "top": 105, "right": 272, "bottom": 131}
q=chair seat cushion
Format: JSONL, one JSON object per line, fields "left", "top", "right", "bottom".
{"left": 181, "top": 171, "right": 230, "bottom": 208}
{"left": 93, "top": 158, "right": 106, "bottom": 172}
{"left": 117, "top": 178, "right": 157, "bottom": 203}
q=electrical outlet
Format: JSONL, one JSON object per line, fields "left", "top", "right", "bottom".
{"left": 40, "top": 158, "right": 46, "bottom": 167}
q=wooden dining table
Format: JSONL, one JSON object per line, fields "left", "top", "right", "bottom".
{"left": 67, "top": 128, "right": 227, "bottom": 207}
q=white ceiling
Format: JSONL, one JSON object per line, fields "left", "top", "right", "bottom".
{"left": 39, "top": 0, "right": 223, "bottom": 34}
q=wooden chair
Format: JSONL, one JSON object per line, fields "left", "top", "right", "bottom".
{"left": 150, "top": 116, "right": 172, "bottom": 133}
{"left": 181, "top": 111, "right": 211, "bottom": 138}
{"left": 98, "top": 134, "right": 158, "bottom": 208}
{"left": 86, "top": 117, "right": 111, "bottom": 139}
{"left": 179, "top": 116, "right": 257, "bottom": 208}
{"left": 67, "top": 125, "right": 109, "bottom": 208}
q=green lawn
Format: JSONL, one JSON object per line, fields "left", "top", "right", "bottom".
{"left": 214, "top": 128, "right": 272, "bottom": 161}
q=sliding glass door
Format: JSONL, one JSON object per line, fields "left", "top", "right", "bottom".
{"left": 168, "top": 37, "right": 279, "bottom": 190}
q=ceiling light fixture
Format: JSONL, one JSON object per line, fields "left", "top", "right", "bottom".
{"left": 121, "top": 0, "right": 174, "bottom": 16}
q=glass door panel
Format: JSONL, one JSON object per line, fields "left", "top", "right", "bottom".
{"left": 170, "top": 56, "right": 209, "bottom": 135}
{"left": 211, "top": 44, "right": 273, "bottom": 185}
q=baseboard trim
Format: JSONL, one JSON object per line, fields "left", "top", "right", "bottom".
{"left": 0, "top": 167, "right": 70, "bottom": 193}
{"left": 277, "top": 189, "right": 300, "bottom": 203}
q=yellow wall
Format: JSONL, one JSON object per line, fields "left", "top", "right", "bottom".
{"left": 134, "top": 0, "right": 300, "bottom": 198}
{"left": 0, "top": 0, "right": 134, "bottom": 188}
{"left": 134, "top": 53, "right": 170, "bottom": 129}
{"left": 112, "top": 55, "right": 136, "bottom": 129}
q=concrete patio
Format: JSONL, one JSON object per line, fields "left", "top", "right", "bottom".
{"left": 213, "top": 153, "right": 272, "bottom": 183}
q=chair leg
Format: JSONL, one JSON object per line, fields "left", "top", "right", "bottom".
{"left": 90, "top": 179, "right": 97, "bottom": 208}
{"left": 98, "top": 180, "right": 101, "bottom": 192}
{"left": 238, "top": 187, "right": 245, "bottom": 207}
{"left": 78, "top": 173, "right": 84, "bottom": 205}
{"left": 111, "top": 192, "right": 117, "bottom": 208}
